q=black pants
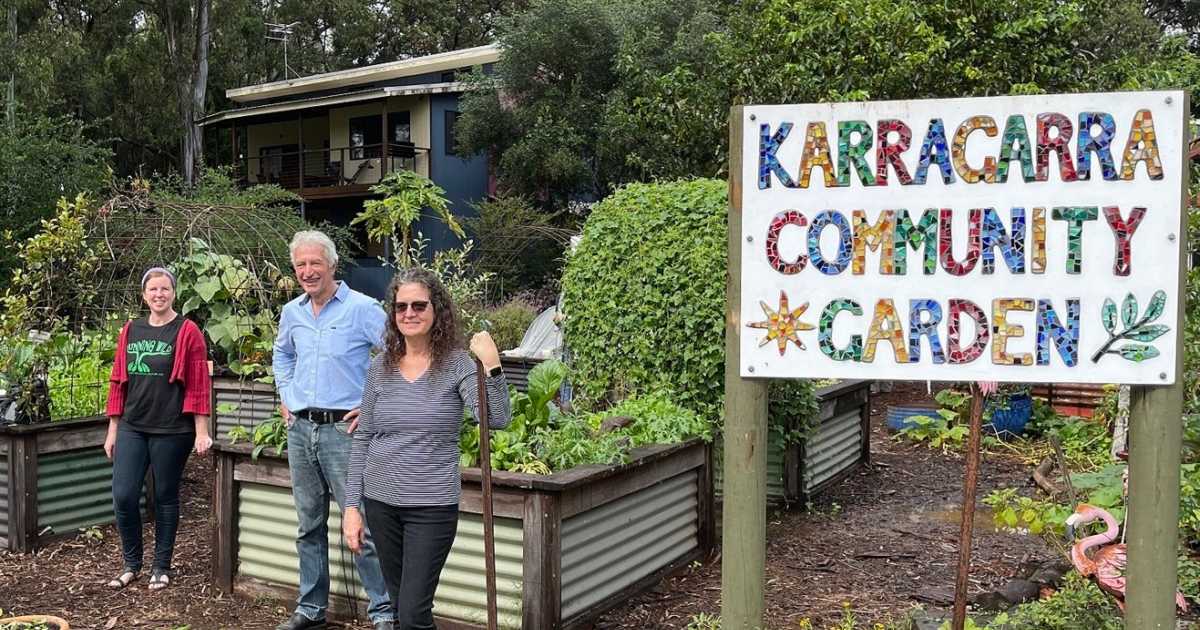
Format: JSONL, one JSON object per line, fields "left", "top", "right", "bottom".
{"left": 111, "top": 428, "right": 192, "bottom": 573}
{"left": 364, "top": 498, "right": 459, "bottom": 629}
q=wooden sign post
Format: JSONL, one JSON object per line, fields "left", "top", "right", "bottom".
{"left": 723, "top": 92, "right": 1189, "bottom": 629}
{"left": 723, "top": 105, "right": 771, "bottom": 629}
{"left": 1126, "top": 91, "right": 1189, "bottom": 628}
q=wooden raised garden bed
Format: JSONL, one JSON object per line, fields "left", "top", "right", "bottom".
{"left": 0, "top": 415, "right": 146, "bottom": 552}
{"left": 210, "top": 438, "right": 714, "bottom": 629}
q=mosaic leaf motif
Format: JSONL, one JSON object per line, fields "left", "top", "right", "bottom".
{"left": 1117, "top": 344, "right": 1159, "bottom": 362}
{"left": 1121, "top": 294, "right": 1138, "bottom": 329}
{"left": 1126, "top": 325, "right": 1169, "bottom": 342}
{"left": 1102, "top": 298, "right": 1117, "bottom": 334}
{"left": 1144, "top": 291, "right": 1167, "bottom": 322}
{"left": 1091, "top": 289, "right": 1170, "bottom": 364}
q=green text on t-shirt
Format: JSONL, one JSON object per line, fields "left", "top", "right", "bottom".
{"left": 127, "top": 339, "right": 173, "bottom": 375}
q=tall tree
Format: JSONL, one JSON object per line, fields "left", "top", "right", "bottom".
{"left": 157, "top": 0, "right": 211, "bottom": 185}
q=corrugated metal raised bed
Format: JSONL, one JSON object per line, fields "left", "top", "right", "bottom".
{"left": 0, "top": 416, "right": 146, "bottom": 552}
{"left": 211, "top": 438, "right": 714, "bottom": 629}
{"left": 717, "top": 379, "right": 872, "bottom": 505}
{"left": 210, "top": 376, "right": 279, "bottom": 440}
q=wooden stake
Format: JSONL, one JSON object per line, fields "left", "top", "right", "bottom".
{"left": 475, "top": 359, "right": 499, "bottom": 630}
{"left": 1125, "top": 89, "right": 1189, "bottom": 629}
{"left": 721, "top": 105, "right": 771, "bottom": 630}
{"left": 951, "top": 383, "right": 984, "bottom": 630}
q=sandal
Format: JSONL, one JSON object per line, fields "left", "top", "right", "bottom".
{"left": 148, "top": 572, "right": 170, "bottom": 591}
{"left": 107, "top": 569, "right": 139, "bottom": 589}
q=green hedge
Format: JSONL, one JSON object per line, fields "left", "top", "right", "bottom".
{"left": 561, "top": 178, "right": 816, "bottom": 430}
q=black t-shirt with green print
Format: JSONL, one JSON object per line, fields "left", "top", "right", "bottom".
{"left": 121, "top": 316, "right": 193, "bottom": 434}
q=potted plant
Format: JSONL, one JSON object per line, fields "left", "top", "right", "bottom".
{"left": 986, "top": 383, "right": 1034, "bottom": 438}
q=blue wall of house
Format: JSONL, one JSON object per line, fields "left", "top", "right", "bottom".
{"left": 420, "top": 92, "right": 488, "bottom": 253}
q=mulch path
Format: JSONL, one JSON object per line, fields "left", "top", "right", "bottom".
{"left": 1, "top": 382, "right": 1054, "bottom": 629}
{"left": 0, "top": 455, "right": 301, "bottom": 630}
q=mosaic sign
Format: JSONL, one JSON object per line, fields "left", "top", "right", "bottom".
{"left": 739, "top": 91, "right": 1187, "bottom": 384}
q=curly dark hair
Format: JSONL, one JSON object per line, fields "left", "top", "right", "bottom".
{"left": 383, "top": 267, "right": 461, "bottom": 369}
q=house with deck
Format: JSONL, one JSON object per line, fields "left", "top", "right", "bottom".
{"left": 201, "top": 44, "right": 499, "bottom": 294}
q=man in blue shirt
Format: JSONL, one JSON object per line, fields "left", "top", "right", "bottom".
{"left": 273, "top": 231, "right": 394, "bottom": 630}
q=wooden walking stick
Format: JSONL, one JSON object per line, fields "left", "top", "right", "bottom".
{"left": 475, "top": 358, "right": 499, "bottom": 630}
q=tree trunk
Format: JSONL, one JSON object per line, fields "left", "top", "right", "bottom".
{"left": 160, "top": 0, "right": 210, "bottom": 186}
{"left": 7, "top": 2, "right": 15, "bottom": 131}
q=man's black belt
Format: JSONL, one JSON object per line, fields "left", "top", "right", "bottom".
{"left": 294, "top": 408, "right": 351, "bottom": 424}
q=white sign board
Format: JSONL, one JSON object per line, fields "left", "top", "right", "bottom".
{"left": 739, "top": 91, "right": 1187, "bottom": 384}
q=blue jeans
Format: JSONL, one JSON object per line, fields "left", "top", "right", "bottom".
{"left": 111, "top": 428, "right": 192, "bottom": 573}
{"left": 287, "top": 417, "right": 392, "bottom": 623}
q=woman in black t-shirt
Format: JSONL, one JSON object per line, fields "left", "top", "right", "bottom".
{"left": 103, "top": 267, "right": 212, "bottom": 591}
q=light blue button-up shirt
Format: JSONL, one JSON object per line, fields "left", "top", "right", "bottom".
{"left": 273, "top": 281, "right": 387, "bottom": 413}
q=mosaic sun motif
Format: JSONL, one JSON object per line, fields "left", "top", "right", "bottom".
{"left": 747, "top": 291, "right": 815, "bottom": 355}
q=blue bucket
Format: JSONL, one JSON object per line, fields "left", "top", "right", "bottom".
{"left": 886, "top": 404, "right": 941, "bottom": 431}
{"left": 986, "top": 393, "right": 1032, "bottom": 438}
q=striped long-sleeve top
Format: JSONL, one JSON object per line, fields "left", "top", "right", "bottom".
{"left": 345, "top": 349, "right": 511, "bottom": 509}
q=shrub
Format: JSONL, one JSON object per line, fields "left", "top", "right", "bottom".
{"left": 466, "top": 195, "right": 570, "bottom": 299}
{"left": 486, "top": 298, "right": 538, "bottom": 352}
{"left": 560, "top": 179, "right": 818, "bottom": 433}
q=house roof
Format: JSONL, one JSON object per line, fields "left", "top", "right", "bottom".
{"left": 199, "top": 81, "right": 472, "bottom": 126}
{"left": 225, "top": 44, "right": 500, "bottom": 103}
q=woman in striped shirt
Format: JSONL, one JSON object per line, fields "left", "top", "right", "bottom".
{"left": 343, "top": 267, "right": 511, "bottom": 629}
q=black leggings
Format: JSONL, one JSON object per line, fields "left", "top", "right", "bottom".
{"left": 364, "top": 498, "right": 459, "bottom": 629}
{"left": 111, "top": 428, "right": 192, "bottom": 573}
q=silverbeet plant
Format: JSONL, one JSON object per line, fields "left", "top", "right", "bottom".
{"left": 1091, "top": 290, "right": 1169, "bottom": 363}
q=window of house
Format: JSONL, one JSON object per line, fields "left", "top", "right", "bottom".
{"left": 444, "top": 110, "right": 460, "bottom": 156}
{"left": 389, "top": 111, "right": 411, "bottom": 144}
{"left": 349, "top": 115, "right": 382, "bottom": 159}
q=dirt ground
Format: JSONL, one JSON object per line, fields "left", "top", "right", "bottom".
{"left": 0, "top": 383, "right": 1055, "bottom": 629}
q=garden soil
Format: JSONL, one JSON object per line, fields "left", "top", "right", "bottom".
{"left": 1, "top": 383, "right": 1059, "bottom": 629}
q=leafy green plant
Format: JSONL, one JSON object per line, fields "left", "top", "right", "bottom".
{"left": 485, "top": 298, "right": 538, "bottom": 352}
{"left": 536, "top": 415, "right": 628, "bottom": 471}
{"left": 171, "top": 237, "right": 285, "bottom": 375}
{"left": 0, "top": 194, "right": 101, "bottom": 336}
{"left": 1177, "top": 463, "right": 1200, "bottom": 543}
{"left": 45, "top": 324, "right": 119, "bottom": 420}
{"left": 560, "top": 179, "right": 818, "bottom": 443}
{"left": 589, "top": 390, "right": 712, "bottom": 447}
{"left": 897, "top": 410, "right": 968, "bottom": 451}
{"left": 226, "top": 424, "right": 251, "bottom": 444}
{"left": 983, "top": 488, "right": 1072, "bottom": 537}
{"left": 1178, "top": 553, "right": 1200, "bottom": 604}
{"left": 768, "top": 380, "right": 821, "bottom": 446}
{"left": 353, "top": 170, "right": 464, "bottom": 266}
{"left": 250, "top": 416, "right": 287, "bottom": 459}
{"left": 459, "top": 359, "right": 566, "bottom": 471}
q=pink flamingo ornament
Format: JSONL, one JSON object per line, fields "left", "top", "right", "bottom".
{"left": 1064, "top": 503, "right": 1189, "bottom": 613}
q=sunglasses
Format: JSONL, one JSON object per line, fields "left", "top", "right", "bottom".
{"left": 393, "top": 300, "right": 430, "bottom": 314}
